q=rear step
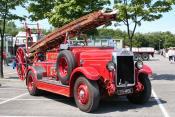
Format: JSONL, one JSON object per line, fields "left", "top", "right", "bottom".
{"left": 39, "top": 77, "right": 69, "bottom": 87}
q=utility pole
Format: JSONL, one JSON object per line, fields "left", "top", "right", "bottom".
{"left": 0, "top": 2, "right": 7, "bottom": 78}
{"left": 0, "top": 26, "right": 4, "bottom": 78}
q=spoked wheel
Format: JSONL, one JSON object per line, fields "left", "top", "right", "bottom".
{"left": 74, "top": 76, "right": 100, "bottom": 112}
{"left": 16, "top": 47, "right": 27, "bottom": 80}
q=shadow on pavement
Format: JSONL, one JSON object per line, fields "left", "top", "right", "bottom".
{"left": 94, "top": 96, "right": 166, "bottom": 114}
{"left": 39, "top": 91, "right": 167, "bottom": 114}
{"left": 40, "top": 91, "right": 76, "bottom": 107}
{"left": 152, "top": 73, "right": 175, "bottom": 81}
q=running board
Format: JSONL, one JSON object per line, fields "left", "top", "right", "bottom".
{"left": 39, "top": 77, "right": 69, "bottom": 87}
{"left": 36, "top": 77, "right": 71, "bottom": 97}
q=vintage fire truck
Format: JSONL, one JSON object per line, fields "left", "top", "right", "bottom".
{"left": 16, "top": 10, "right": 152, "bottom": 112}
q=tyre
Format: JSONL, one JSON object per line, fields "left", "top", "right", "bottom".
{"left": 127, "top": 74, "right": 151, "bottom": 104}
{"left": 134, "top": 54, "right": 141, "bottom": 61}
{"left": 56, "top": 50, "right": 76, "bottom": 85}
{"left": 16, "top": 47, "right": 27, "bottom": 80}
{"left": 74, "top": 77, "right": 100, "bottom": 112}
{"left": 26, "top": 71, "right": 40, "bottom": 96}
{"left": 142, "top": 53, "right": 149, "bottom": 61}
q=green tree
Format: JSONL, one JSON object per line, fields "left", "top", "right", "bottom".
{"left": 114, "top": 0, "right": 173, "bottom": 51}
{"left": 96, "top": 28, "right": 175, "bottom": 49}
{"left": 0, "top": 0, "right": 26, "bottom": 78}
{"left": 160, "top": 31, "right": 175, "bottom": 48}
{"left": 27, "top": 0, "right": 110, "bottom": 27}
{"left": 42, "top": 27, "right": 54, "bottom": 35}
{"left": 0, "top": 21, "right": 18, "bottom": 36}
{"left": 139, "top": 31, "right": 175, "bottom": 50}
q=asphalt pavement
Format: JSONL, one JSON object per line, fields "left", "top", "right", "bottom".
{"left": 0, "top": 54, "right": 174, "bottom": 117}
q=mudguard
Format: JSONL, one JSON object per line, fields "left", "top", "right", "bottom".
{"left": 69, "top": 67, "right": 100, "bottom": 97}
{"left": 26, "top": 66, "right": 45, "bottom": 81}
{"left": 139, "top": 64, "right": 152, "bottom": 76}
{"left": 70, "top": 67, "right": 100, "bottom": 81}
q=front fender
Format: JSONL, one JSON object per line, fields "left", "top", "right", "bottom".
{"left": 139, "top": 64, "right": 152, "bottom": 76}
{"left": 69, "top": 67, "right": 100, "bottom": 97}
{"left": 25, "top": 66, "right": 37, "bottom": 85}
{"left": 26, "top": 66, "right": 37, "bottom": 78}
{"left": 70, "top": 67, "right": 100, "bottom": 81}
{"left": 26, "top": 66, "right": 45, "bottom": 85}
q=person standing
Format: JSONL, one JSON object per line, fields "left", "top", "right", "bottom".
{"left": 109, "top": 38, "right": 116, "bottom": 47}
{"left": 172, "top": 48, "right": 175, "bottom": 62}
{"left": 168, "top": 48, "right": 175, "bottom": 63}
{"left": 3, "top": 52, "right": 9, "bottom": 66}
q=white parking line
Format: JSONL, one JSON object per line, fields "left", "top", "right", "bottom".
{"left": 4, "top": 72, "right": 17, "bottom": 75}
{"left": 0, "top": 93, "right": 28, "bottom": 105}
{"left": 152, "top": 89, "right": 170, "bottom": 117}
{"left": 0, "top": 88, "right": 27, "bottom": 90}
{"left": 0, "top": 98, "right": 69, "bottom": 101}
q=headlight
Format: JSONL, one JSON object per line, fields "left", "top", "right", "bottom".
{"left": 135, "top": 60, "right": 143, "bottom": 69}
{"left": 106, "top": 61, "right": 115, "bottom": 71}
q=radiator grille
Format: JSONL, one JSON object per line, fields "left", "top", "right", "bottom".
{"left": 116, "top": 56, "right": 134, "bottom": 87}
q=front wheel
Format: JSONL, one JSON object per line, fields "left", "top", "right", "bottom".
{"left": 74, "top": 77, "right": 100, "bottom": 112}
{"left": 127, "top": 74, "right": 151, "bottom": 104}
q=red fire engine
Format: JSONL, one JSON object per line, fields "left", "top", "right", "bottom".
{"left": 16, "top": 10, "right": 152, "bottom": 112}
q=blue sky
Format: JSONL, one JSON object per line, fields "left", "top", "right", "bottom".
{"left": 13, "top": 2, "right": 175, "bottom": 34}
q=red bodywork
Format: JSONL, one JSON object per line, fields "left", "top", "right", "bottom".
{"left": 25, "top": 46, "right": 152, "bottom": 97}
{"left": 16, "top": 10, "right": 152, "bottom": 99}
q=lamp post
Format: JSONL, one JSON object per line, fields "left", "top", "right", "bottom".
{"left": 159, "top": 40, "right": 162, "bottom": 54}
{"left": 159, "top": 40, "right": 162, "bottom": 50}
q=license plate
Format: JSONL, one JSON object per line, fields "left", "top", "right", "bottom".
{"left": 117, "top": 88, "right": 133, "bottom": 95}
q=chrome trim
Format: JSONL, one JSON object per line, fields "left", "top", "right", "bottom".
{"left": 112, "top": 49, "right": 135, "bottom": 88}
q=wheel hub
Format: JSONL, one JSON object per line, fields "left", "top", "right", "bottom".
{"left": 59, "top": 57, "right": 68, "bottom": 77}
{"left": 79, "top": 90, "right": 85, "bottom": 98}
{"left": 77, "top": 83, "right": 89, "bottom": 105}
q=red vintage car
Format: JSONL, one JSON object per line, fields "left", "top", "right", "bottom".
{"left": 16, "top": 10, "right": 152, "bottom": 112}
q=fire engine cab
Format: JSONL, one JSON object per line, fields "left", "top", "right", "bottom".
{"left": 16, "top": 10, "right": 152, "bottom": 112}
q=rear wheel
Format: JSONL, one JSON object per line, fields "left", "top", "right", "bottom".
{"left": 142, "top": 54, "right": 149, "bottom": 61}
{"left": 16, "top": 47, "right": 27, "bottom": 80}
{"left": 26, "top": 71, "right": 40, "bottom": 96}
{"left": 74, "top": 77, "right": 100, "bottom": 112}
{"left": 127, "top": 74, "right": 151, "bottom": 104}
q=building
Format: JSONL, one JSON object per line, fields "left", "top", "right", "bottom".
{"left": 0, "top": 34, "right": 14, "bottom": 55}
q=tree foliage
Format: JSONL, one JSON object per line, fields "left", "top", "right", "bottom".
{"left": 0, "top": 21, "right": 18, "bottom": 36}
{"left": 97, "top": 28, "right": 126, "bottom": 39}
{"left": 0, "top": 0, "right": 26, "bottom": 21}
{"left": 114, "top": 0, "right": 173, "bottom": 50}
{"left": 27, "top": 0, "right": 110, "bottom": 27}
{"left": 0, "top": 0, "right": 26, "bottom": 78}
{"left": 97, "top": 28, "right": 175, "bottom": 50}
